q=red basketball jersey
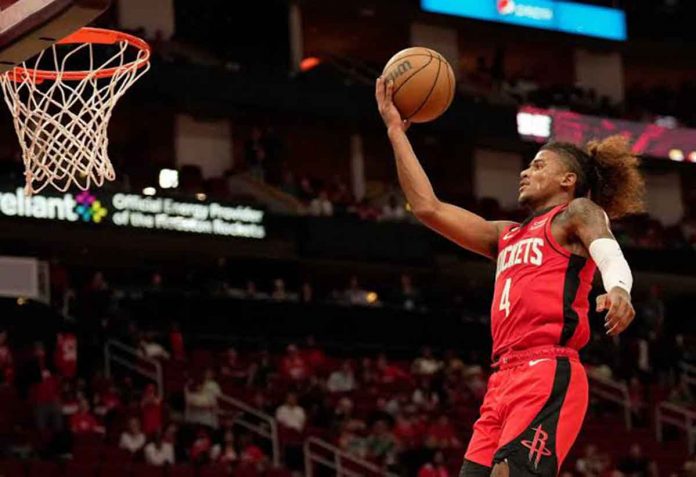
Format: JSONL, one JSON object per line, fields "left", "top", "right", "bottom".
{"left": 490, "top": 204, "right": 597, "bottom": 361}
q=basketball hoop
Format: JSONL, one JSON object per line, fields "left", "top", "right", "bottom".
{"left": 0, "top": 27, "right": 150, "bottom": 195}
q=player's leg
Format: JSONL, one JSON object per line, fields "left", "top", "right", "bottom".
{"left": 460, "top": 372, "right": 503, "bottom": 476}
{"left": 459, "top": 458, "right": 492, "bottom": 477}
{"left": 492, "top": 357, "right": 588, "bottom": 476}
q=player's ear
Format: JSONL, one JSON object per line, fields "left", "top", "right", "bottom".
{"left": 560, "top": 171, "right": 577, "bottom": 189}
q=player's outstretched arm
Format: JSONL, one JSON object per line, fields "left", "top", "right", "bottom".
{"left": 566, "top": 198, "right": 635, "bottom": 336}
{"left": 375, "top": 76, "right": 514, "bottom": 259}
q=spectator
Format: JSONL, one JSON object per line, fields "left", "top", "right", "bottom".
{"left": 144, "top": 433, "right": 175, "bottom": 466}
{"left": 300, "top": 281, "right": 314, "bottom": 304}
{"left": 381, "top": 195, "right": 406, "bottom": 222}
{"left": 412, "top": 380, "right": 440, "bottom": 413}
{"left": 31, "top": 367, "right": 63, "bottom": 437}
{"left": 220, "top": 347, "right": 247, "bottom": 381}
{"left": 396, "top": 273, "right": 423, "bottom": 311}
{"left": 248, "top": 349, "right": 274, "bottom": 388}
{"left": 202, "top": 368, "right": 222, "bottom": 401}
{"left": 0, "top": 330, "right": 14, "bottom": 384}
{"left": 309, "top": 190, "right": 334, "bottom": 217}
{"left": 275, "top": 392, "right": 306, "bottom": 432}
{"left": 93, "top": 383, "right": 121, "bottom": 421}
{"left": 280, "top": 344, "right": 309, "bottom": 382}
{"left": 138, "top": 334, "right": 170, "bottom": 360}
{"left": 185, "top": 377, "right": 219, "bottom": 429}
{"left": 576, "top": 444, "right": 605, "bottom": 477}
{"left": 418, "top": 450, "right": 450, "bottom": 477}
{"left": 189, "top": 427, "right": 213, "bottom": 464}
{"left": 327, "top": 360, "right": 356, "bottom": 393}
{"left": 271, "top": 278, "right": 289, "bottom": 301}
{"left": 141, "top": 383, "right": 163, "bottom": 436}
{"left": 169, "top": 322, "right": 186, "bottom": 361}
{"left": 119, "top": 417, "right": 146, "bottom": 455}
{"left": 412, "top": 346, "right": 442, "bottom": 376}
{"left": 212, "top": 429, "right": 238, "bottom": 464}
{"left": 425, "top": 415, "right": 461, "bottom": 449}
{"left": 239, "top": 433, "right": 266, "bottom": 465}
{"left": 342, "top": 276, "right": 370, "bottom": 306}
{"left": 365, "top": 419, "right": 397, "bottom": 466}
{"left": 302, "top": 336, "right": 327, "bottom": 374}
{"left": 69, "top": 397, "right": 104, "bottom": 435}
{"left": 377, "top": 354, "right": 410, "bottom": 384}
{"left": 617, "top": 443, "right": 657, "bottom": 477}
{"left": 297, "top": 177, "right": 316, "bottom": 203}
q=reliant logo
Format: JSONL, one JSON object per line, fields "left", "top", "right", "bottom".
{"left": 497, "top": 0, "right": 515, "bottom": 15}
{"left": 497, "top": 0, "right": 554, "bottom": 21}
{"left": 75, "top": 191, "right": 108, "bottom": 223}
{"left": 0, "top": 188, "right": 79, "bottom": 222}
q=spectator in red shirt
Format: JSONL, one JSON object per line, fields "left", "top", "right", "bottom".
{"left": 240, "top": 433, "right": 266, "bottom": 465}
{"left": 0, "top": 330, "right": 14, "bottom": 384}
{"left": 418, "top": 450, "right": 450, "bottom": 477}
{"left": 32, "top": 367, "right": 62, "bottom": 436}
{"left": 55, "top": 331, "right": 77, "bottom": 379}
{"left": 219, "top": 347, "right": 247, "bottom": 381}
{"left": 280, "top": 344, "right": 309, "bottom": 382}
{"left": 94, "top": 383, "right": 121, "bottom": 423}
{"left": 189, "top": 427, "right": 213, "bottom": 464}
{"left": 393, "top": 414, "right": 420, "bottom": 449}
{"left": 169, "top": 323, "right": 185, "bottom": 361}
{"left": 425, "top": 415, "right": 461, "bottom": 449}
{"left": 376, "top": 354, "right": 410, "bottom": 384}
{"left": 70, "top": 397, "right": 104, "bottom": 435}
{"left": 141, "top": 383, "right": 163, "bottom": 436}
{"left": 301, "top": 336, "right": 327, "bottom": 375}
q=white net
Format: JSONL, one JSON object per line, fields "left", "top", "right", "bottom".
{"left": 0, "top": 31, "right": 150, "bottom": 195}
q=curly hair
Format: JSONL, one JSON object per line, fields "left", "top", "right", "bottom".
{"left": 540, "top": 135, "right": 645, "bottom": 219}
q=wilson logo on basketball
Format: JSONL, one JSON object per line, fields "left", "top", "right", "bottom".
{"left": 385, "top": 60, "right": 413, "bottom": 83}
{"left": 75, "top": 191, "right": 108, "bottom": 223}
{"left": 497, "top": 0, "right": 515, "bottom": 15}
{"left": 521, "top": 425, "right": 552, "bottom": 468}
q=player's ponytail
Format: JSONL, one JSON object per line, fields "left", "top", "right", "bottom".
{"left": 584, "top": 135, "right": 645, "bottom": 219}
{"left": 541, "top": 135, "right": 645, "bottom": 219}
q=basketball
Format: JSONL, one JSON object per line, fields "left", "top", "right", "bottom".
{"left": 382, "top": 47, "right": 456, "bottom": 123}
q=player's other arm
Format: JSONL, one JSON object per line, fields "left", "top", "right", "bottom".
{"left": 376, "top": 77, "right": 514, "bottom": 260}
{"left": 566, "top": 197, "right": 635, "bottom": 336}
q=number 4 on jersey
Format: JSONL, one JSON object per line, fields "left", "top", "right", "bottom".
{"left": 499, "top": 278, "right": 511, "bottom": 318}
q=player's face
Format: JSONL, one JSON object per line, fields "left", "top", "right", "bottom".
{"left": 518, "top": 150, "right": 567, "bottom": 206}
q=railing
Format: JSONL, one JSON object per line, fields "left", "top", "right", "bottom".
{"left": 587, "top": 371, "right": 633, "bottom": 430}
{"left": 104, "top": 340, "right": 163, "bottom": 397}
{"left": 656, "top": 401, "right": 696, "bottom": 454}
{"left": 216, "top": 394, "right": 280, "bottom": 467}
{"left": 304, "top": 436, "right": 398, "bottom": 477}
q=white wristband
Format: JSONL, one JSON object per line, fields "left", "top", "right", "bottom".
{"left": 589, "top": 238, "right": 632, "bottom": 294}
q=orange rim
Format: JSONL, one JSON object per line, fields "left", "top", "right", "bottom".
{"left": 5, "top": 27, "right": 150, "bottom": 82}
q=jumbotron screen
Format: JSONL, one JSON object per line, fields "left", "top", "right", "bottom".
{"left": 517, "top": 105, "right": 696, "bottom": 163}
{"left": 421, "top": 0, "right": 627, "bottom": 41}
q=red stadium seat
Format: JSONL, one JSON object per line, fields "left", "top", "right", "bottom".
{"left": 131, "top": 463, "right": 164, "bottom": 477}
{"left": 0, "top": 460, "right": 26, "bottom": 477}
{"left": 65, "top": 461, "right": 96, "bottom": 477}
{"left": 99, "top": 464, "right": 130, "bottom": 477}
{"left": 27, "top": 461, "right": 61, "bottom": 477}
{"left": 167, "top": 464, "right": 195, "bottom": 477}
{"left": 197, "top": 465, "right": 229, "bottom": 477}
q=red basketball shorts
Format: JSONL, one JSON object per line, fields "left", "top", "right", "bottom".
{"left": 464, "top": 346, "right": 588, "bottom": 476}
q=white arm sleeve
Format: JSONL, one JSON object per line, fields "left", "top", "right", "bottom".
{"left": 589, "top": 238, "right": 632, "bottom": 294}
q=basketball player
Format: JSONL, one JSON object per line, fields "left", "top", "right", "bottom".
{"left": 375, "top": 77, "right": 645, "bottom": 477}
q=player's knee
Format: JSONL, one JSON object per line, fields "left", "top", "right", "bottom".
{"left": 491, "top": 461, "right": 509, "bottom": 477}
{"left": 459, "top": 458, "right": 492, "bottom": 477}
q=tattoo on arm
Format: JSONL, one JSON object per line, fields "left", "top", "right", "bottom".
{"left": 567, "top": 198, "right": 615, "bottom": 249}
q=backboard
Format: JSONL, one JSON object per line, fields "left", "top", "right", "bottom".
{"left": 0, "top": 0, "right": 110, "bottom": 74}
